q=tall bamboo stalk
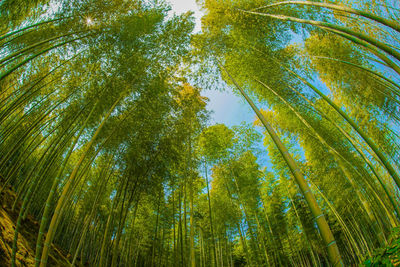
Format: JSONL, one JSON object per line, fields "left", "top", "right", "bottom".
{"left": 219, "top": 63, "right": 343, "bottom": 266}
{"left": 34, "top": 103, "right": 97, "bottom": 266}
{"left": 39, "top": 95, "right": 122, "bottom": 267}
{"left": 251, "top": 1, "right": 400, "bottom": 33}
{"left": 239, "top": 10, "right": 400, "bottom": 63}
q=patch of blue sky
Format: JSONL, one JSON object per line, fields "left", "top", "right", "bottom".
{"left": 167, "top": 0, "right": 203, "bottom": 33}
{"left": 167, "top": 0, "right": 309, "bottom": 171}
{"left": 167, "top": 0, "right": 400, "bottom": 176}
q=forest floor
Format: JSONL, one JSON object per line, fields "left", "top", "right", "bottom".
{"left": 0, "top": 183, "right": 73, "bottom": 267}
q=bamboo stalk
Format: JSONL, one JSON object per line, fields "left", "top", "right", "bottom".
{"left": 219, "top": 63, "right": 343, "bottom": 266}
{"left": 39, "top": 95, "right": 122, "bottom": 267}
{"left": 251, "top": 1, "right": 400, "bottom": 33}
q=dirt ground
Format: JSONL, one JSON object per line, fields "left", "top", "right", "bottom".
{"left": 0, "top": 184, "right": 72, "bottom": 267}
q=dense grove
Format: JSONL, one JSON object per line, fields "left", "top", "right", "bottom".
{"left": 0, "top": 0, "right": 399, "bottom": 266}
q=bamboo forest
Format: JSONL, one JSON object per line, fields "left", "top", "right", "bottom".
{"left": 1, "top": 0, "right": 400, "bottom": 266}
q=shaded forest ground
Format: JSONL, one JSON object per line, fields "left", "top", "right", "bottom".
{"left": 0, "top": 183, "right": 78, "bottom": 266}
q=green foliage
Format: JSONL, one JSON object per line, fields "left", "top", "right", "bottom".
{"left": 198, "top": 123, "right": 234, "bottom": 162}
{"left": 362, "top": 227, "right": 400, "bottom": 267}
{"left": 1, "top": 0, "right": 399, "bottom": 266}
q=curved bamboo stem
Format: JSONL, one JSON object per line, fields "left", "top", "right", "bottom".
{"left": 219, "top": 62, "right": 343, "bottom": 266}
{"left": 239, "top": 10, "right": 400, "bottom": 72}
{"left": 251, "top": 1, "right": 400, "bottom": 33}
{"left": 39, "top": 95, "right": 122, "bottom": 267}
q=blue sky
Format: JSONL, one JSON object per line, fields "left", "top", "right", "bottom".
{"left": 168, "top": 0, "right": 257, "bottom": 127}
{"left": 203, "top": 89, "right": 256, "bottom": 127}
{"left": 168, "top": 0, "right": 203, "bottom": 32}
{"left": 168, "top": 0, "right": 272, "bottom": 169}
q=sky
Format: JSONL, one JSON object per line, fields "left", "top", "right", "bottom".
{"left": 167, "top": 0, "right": 272, "bottom": 169}
{"left": 168, "top": 0, "right": 257, "bottom": 128}
{"left": 167, "top": 0, "right": 203, "bottom": 33}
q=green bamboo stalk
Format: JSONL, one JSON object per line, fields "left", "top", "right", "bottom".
{"left": 71, "top": 166, "right": 111, "bottom": 266}
{"left": 220, "top": 63, "right": 343, "bottom": 266}
{"left": 99, "top": 187, "right": 120, "bottom": 267}
{"left": 284, "top": 82, "right": 400, "bottom": 221}
{"left": 326, "top": 28, "right": 400, "bottom": 77}
{"left": 225, "top": 184, "right": 253, "bottom": 267}
{"left": 0, "top": 17, "right": 70, "bottom": 41}
{"left": 50, "top": 112, "right": 120, "bottom": 255}
{"left": 34, "top": 103, "right": 97, "bottom": 267}
{"left": 0, "top": 30, "right": 86, "bottom": 66}
{"left": 229, "top": 174, "right": 261, "bottom": 265}
{"left": 10, "top": 109, "right": 76, "bottom": 267}
{"left": 256, "top": 79, "right": 366, "bottom": 182}
{"left": 309, "top": 55, "right": 400, "bottom": 94}
{"left": 252, "top": 42, "right": 400, "bottom": 193}
{"left": 285, "top": 68, "right": 400, "bottom": 190}
{"left": 0, "top": 79, "right": 83, "bottom": 143}
{"left": 251, "top": 1, "right": 400, "bottom": 33}
{"left": 0, "top": 89, "right": 75, "bottom": 170}
{"left": 111, "top": 179, "right": 130, "bottom": 267}
{"left": 239, "top": 10, "right": 400, "bottom": 63}
{"left": 0, "top": 34, "right": 90, "bottom": 83}
{"left": 204, "top": 161, "right": 217, "bottom": 267}
{"left": 0, "top": 76, "right": 61, "bottom": 126}
{"left": 256, "top": 79, "right": 389, "bottom": 243}
{"left": 39, "top": 95, "right": 122, "bottom": 267}
{"left": 0, "top": 113, "right": 56, "bottom": 182}
{"left": 285, "top": 187, "right": 319, "bottom": 267}
{"left": 2, "top": 123, "right": 54, "bottom": 186}
{"left": 19, "top": 133, "right": 73, "bottom": 222}
{"left": 0, "top": 49, "right": 84, "bottom": 111}
{"left": 11, "top": 175, "right": 40, "bottom": 266}
{"left": 1, "top": 68, "right": 49, "bottom": 108}
{"left": 0, "top": 28, "right": 36, "bottom": 49}
{"left": 308, "top": 179, "right": 363, "bottom": 261}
